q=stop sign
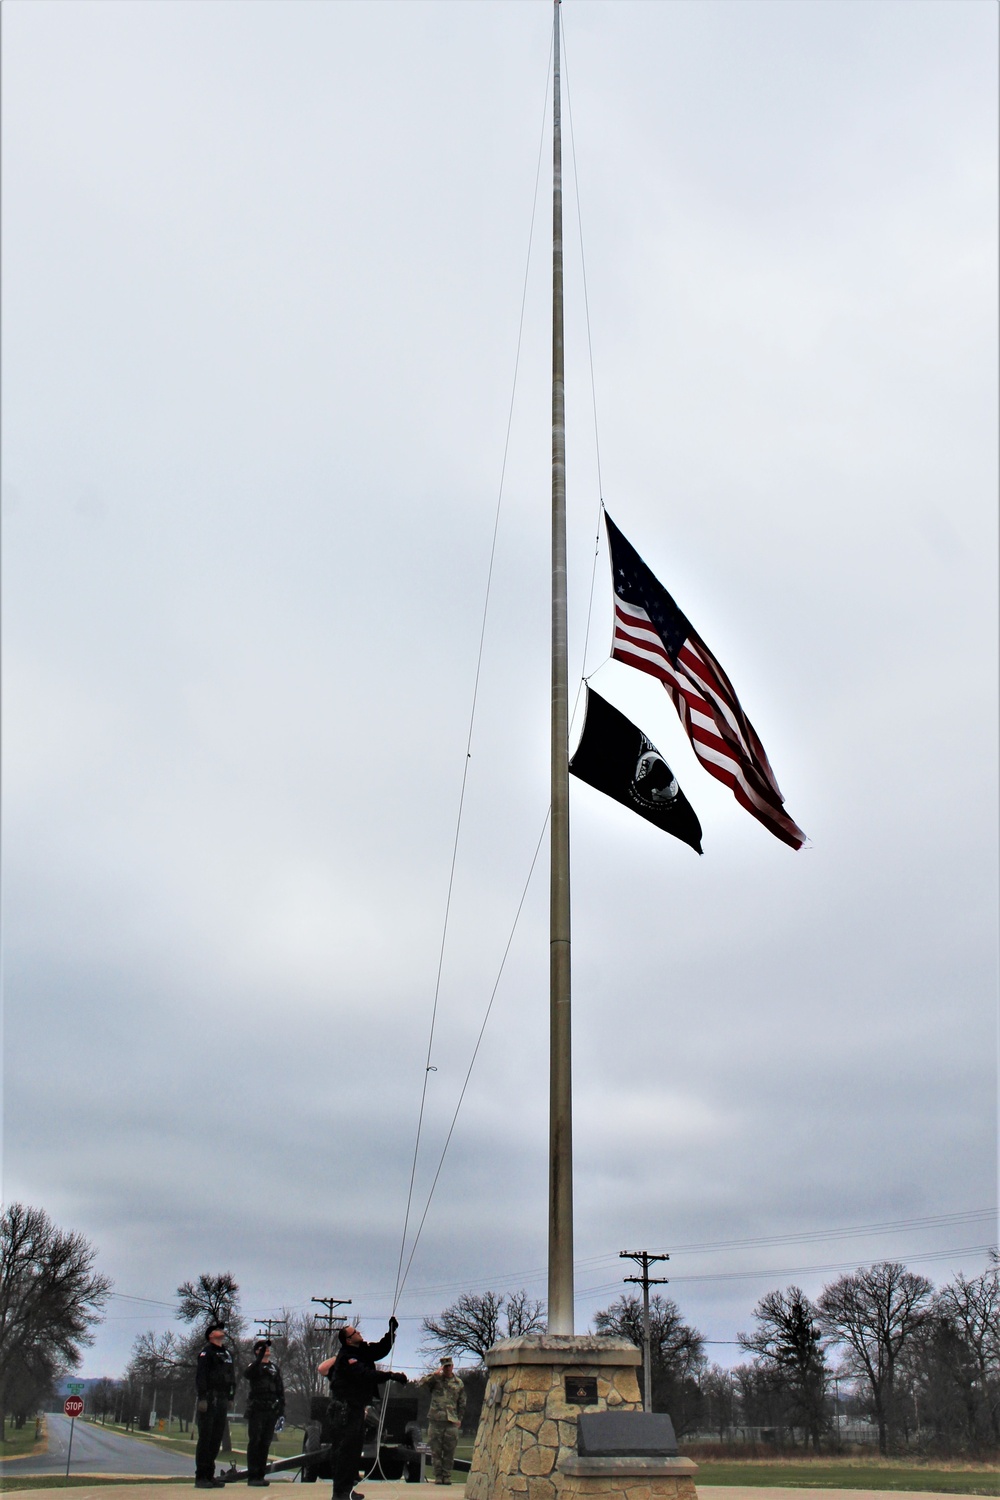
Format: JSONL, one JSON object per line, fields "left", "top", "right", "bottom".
{"left": 64, "top": 1396, "right": 84, "bottom": 1418}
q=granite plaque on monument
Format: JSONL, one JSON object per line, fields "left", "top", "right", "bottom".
{"left": 577, "top": 1410, "right": 680, "bottom": 1456}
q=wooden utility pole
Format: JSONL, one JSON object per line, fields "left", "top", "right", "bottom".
{"left": 620, "top": 1251, "right": 670, "bottom": 1412}
{"left": 254, "top": 1317, "right": 287, "bottom": 1342}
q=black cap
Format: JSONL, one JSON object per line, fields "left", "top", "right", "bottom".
{"left": 205, "top": 1322, "right": 226, "bottom": 1337}
{"left": 253, "top": 1339, "right": 271, "bottom": 1356}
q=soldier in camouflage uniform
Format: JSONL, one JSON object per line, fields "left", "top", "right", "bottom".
{"left": 420, "top": 1358, "right": 466, "bottom": 1485}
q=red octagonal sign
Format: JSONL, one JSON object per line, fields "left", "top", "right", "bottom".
{"left": 64, "top": 1396, "right": 84, "bottom": 1418}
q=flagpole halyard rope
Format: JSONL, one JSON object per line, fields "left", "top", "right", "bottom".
{"left": 393, "top": 812, "right": 550, "bottom": 1306}
{"left": 367, "top": 813, "right": 549, "bottom": 1472}
{"left": 391, "top": 24, "right": 616, "bottom": 1319}
{"left": 390, "top": 38, "right": 555, "bottom": 1321}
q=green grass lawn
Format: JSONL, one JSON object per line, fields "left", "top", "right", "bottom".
{"left": 0, "top": 1417, "right": 46, "bottom": 1460}
{"left": 80, "top": 1417, "right": 310, "bottom": 1464}
{"left": 456, "top": 1440, "right": 999, "bottom": 1497}
{"left": 690, "top": 1460, "right": 999, "bottom": 1495}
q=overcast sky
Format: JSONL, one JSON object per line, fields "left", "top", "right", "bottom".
{"left": 3, "top": 0, "right": 997, "bottom": 1380}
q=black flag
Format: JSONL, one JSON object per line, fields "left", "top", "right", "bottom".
{"left": 570, "top": 688, "right": 702, "bottom": 854}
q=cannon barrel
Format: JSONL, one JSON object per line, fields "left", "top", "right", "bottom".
{"left": 216, "top": 1445, "right": 332, "bottom": 1483}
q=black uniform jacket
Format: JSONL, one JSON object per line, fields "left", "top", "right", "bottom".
{"left": 197, "top": 1342, "right": 236, "bottom": 1400}
{"left": 245, "top": 1358, "right": 285, "bottom": 1415}
{"left": 328, "top": 1330, "right": 395, "bottom": 1409}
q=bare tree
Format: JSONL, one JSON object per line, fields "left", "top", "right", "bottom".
{"left": 731, "top": 1360, "right": 790, "bottom": 1441}
{"left": 128, "top": 1329, "right": 185, "bottom": 1381}
{"left": 592, "top": 1293, "right": 705, "bottom": 1432}
{"left": 176, "top": 1273, "right": 244, "bottom": 1336}
{"left": 738, "top": 1286, "right": 828, "bottom": 1448}
{"left": 124, "top": 1329, "right": 190, "bottom": 1430}
{"left": 279, "top": 1309, "right": 331, "bottom": 1427}
{"left": 818, "top": 1261, "right": 931, "bottom": 1455}
{"left": 904, "top": 1263, "right": 1000, "bottom": 1453}
{"left": 175, "top": 1273, "right": 245, "bottom": 1452}
{"left": 89, "top": 1376, "right": 118, "bottom": 1425}
{"left": 421, "top": 1290, "right": 545, "bottom": 1364}
{"left": 504, "top": 1290, "right": 547, "bottom": 1339}
{"left": 700, "top": 1364, "right": 736, "bottom": 1442}
{"left": 935, "top": 1264, "right": 1000, "bottom": 1445}
{"left": 0, "top": 1203, "right": 112, "bottom": 1420}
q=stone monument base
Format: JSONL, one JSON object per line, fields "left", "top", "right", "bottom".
{"left": 466, "top": 1335, "right": 698, "bottom": 1500}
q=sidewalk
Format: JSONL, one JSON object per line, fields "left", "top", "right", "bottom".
{"left": 6, "top": 1486, "right": 449, "bottom": 1500}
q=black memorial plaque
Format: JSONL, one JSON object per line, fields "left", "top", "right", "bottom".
{"left": 577, "top": 1411, "right": 679, "bottom": 1457}
{"left": 564, "top": 1376, "right": 598, "bottom": 1406}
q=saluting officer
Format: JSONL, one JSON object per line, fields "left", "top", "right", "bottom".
{"left": 244, "top": 1339, "right": 285, "bottom": 1487}
{"left": 195, "top": 1322, "right": 236, "bottom": 1488}
{"left": 420, "top": 1357, "right": 466, "bottom": 1485}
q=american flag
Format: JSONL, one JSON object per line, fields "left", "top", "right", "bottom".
{"left": 605, "top": 513, "right": 806, "bottom": 850}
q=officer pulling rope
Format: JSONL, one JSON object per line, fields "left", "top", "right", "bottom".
{"left": 317, "top": 1318, "right": 408, "bottom": 1500}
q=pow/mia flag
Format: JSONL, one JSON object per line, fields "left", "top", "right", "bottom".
{"left": 570, "top": 687, "right": 702, "bottom": 854}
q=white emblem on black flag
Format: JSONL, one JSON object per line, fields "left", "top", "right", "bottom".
{"left": 570, "top": 688, "right": 703, "bottom": 854}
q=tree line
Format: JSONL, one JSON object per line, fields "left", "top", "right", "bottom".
{"left": 3, "top": 1201, "right": 997, "bottom": 1457}
{"left": 418, "top": 1263, "right": 999, "bottom": 1458}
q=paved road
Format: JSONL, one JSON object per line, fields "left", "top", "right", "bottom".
{"left": 2, "top": 1412, "right": 195, "bottom": 1477}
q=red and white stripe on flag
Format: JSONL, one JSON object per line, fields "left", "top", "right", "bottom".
{"left": 612, "top": 597, "right": 806, "bottom": 850}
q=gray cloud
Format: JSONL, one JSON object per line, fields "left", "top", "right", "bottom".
{"left": 3, "top": 0, "right": 995, "bottom": 1379}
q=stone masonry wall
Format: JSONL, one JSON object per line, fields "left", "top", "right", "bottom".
{"left": 467, "top": 1337, "right": 697, "bottom": 1500}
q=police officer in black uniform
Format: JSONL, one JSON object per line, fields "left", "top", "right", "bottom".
{"left": 244, "top": 1340, "right": 285, "bottom": 1486}
{"left": 317, "top": 1320, "right": 408, "bottom": 1500}
{"left": 195, "top": 1322, "right": 236, "bottom": 1488}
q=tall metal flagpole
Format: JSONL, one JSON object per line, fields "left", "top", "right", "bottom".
{"left": 548, "top": 0, "right": 574, "bottom": 1337}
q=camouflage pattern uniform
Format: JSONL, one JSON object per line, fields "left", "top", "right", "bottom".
{"left": 422, "top": 1369, "right": 466, "bottom": 1484}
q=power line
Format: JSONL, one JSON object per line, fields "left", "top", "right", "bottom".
{"left": 659, "top": 1209, "right": 995, "bottom": 1257}
{"left": 577, "top": 1242, "right": 996, "bottom": 1295}
{"left": 107, "top": 1293, "right": 179, "bottom": 1309}
{"left": 103, "top": 1209, "right": 996, "bottom": 1317}
{"left": 375, "top": 1207, "right": 996, "bottom": 1300}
